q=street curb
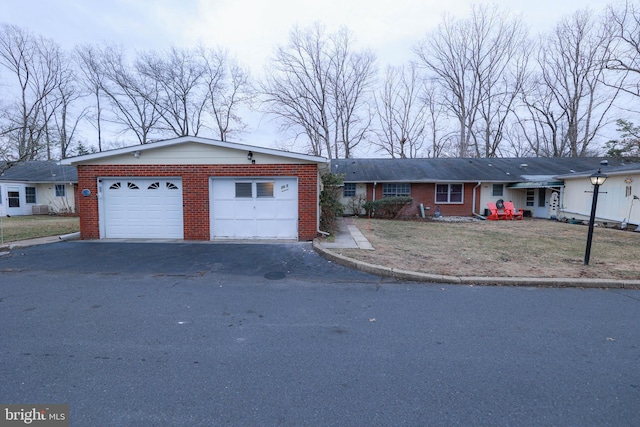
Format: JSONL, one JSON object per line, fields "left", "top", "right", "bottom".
{"left": 1, "top": 232, "right": 81, "bottom": 253}
{"left": 312, "top": 239, "right": 640, "bottom": 289}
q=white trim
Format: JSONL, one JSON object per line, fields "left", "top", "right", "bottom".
{"left": 60, "top": 136, "right": 328, "bottom": 165}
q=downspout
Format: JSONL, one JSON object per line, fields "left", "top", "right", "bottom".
{"left": 472, "top": 181, "right": 482, "bottom": 215}
{"left": 317, "top": 160, "right": 331, "bottom": 237}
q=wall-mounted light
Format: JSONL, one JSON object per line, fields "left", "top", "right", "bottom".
{"left": 247, "top": 151, "right": 253, "bottom": 161}
{"left": 133, "top": 151, "right": 141, "bottom": 158}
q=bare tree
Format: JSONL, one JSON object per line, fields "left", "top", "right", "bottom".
{"left": 606, "top": 0, "right": 640, "bottom": 101}
{"left": 75, "top": 44, "right": 107, "bottom": 151}
{"left": 415, "top": 5, "right": 528, "bottom": 158}
{"left": 138, "top": 47, "right": 208, "bottom": 137}
{"left": 373, "top": 64, "right": 427, "bottom": 158}
{"left": 261, "top": 23, "right": 376, "bottom": 158}
{"left": 201, "top": 47, "right": 253, "bottom": 141}
{"left": 99, "top": 45, "right": 162, "bottom": 144}
{"left": 474, "top": 22, "right": 530, "bottom": 158}
{"left": 50, "top": 53, "right": 87, "bottom": 159}
{"left": 519, "top": 75, "right": 566, "bottom": 156}
{"left": 328, "top": 29, "right": 376, "bottom": 158}
{"left": 536, "top": 8, "right": 619, "bottom": 157}
{"left": 0, "top": 24, "right": 63, "bottom": 160}
{"left": 422, "top": 80, "right": 453, "bottom": 158}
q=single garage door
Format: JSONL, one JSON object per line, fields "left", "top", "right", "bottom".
{"left": 210, "top": 177, "right": 298, "bottom": 239}
{"left": 100, "top": 178, "right": 184, "bottom": 239}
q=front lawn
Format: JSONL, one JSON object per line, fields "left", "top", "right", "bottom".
{"left": 0, "top": 215, "right": 80, "bottom": 243}
{"left": 334, "top": 217, "right": 640, "bottom": 280}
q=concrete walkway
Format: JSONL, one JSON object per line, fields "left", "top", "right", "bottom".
{"left": 319, "top": 217, "right": 374, "bottom": 250}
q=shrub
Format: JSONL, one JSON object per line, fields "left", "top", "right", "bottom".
{"left": 319, "top": 172, "right": 344, "bottom": 234}
{"left": 363, "top": 196, "right": 413, "bottom": 219}
{"left": 345, "top": 194, "right": 367, "bottom": 216}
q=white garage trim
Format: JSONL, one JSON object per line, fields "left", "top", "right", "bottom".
{"left": 99, "top": 178, "right": 184, "bottom": 239}
{"left": 210, "top": 177, "right": 298, "bottom": 240}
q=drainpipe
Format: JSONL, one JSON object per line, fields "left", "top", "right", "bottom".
{"left": 372, "top": 182, "right": 377, "bottom": 202}
{"left": 472, "top": 181, "right": 482, "bottom": 215}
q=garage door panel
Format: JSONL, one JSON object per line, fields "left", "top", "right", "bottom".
{"left": 101, "top": 178, "right": 184, "bottom": 239}
{"left": 211, "top": 178, "right": 298, "bottom": 240}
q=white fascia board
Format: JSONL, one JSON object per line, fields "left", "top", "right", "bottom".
{"left": 59, "top": 136, "right": 328, "bottom": 165}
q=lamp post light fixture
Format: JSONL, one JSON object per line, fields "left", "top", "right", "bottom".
{"left": 584, "top": 169, "right": 608, "bottom": 266}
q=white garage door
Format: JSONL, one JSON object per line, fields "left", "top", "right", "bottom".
{"left": 210, "top": 178, "right": 298, "bottom": 239}
{"left": 100, "top": 178, "right": 183, "bottom": 239}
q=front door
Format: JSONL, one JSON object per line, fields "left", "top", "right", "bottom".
{"left": 534, "top": 188, "right": 548, "bottom": 218}
{"left": 6, "top": 186, "right": 22, "bottom": 216}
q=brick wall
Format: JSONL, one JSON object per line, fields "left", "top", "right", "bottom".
{"left": 367, "top": 182, "right": 480, "bottom": 218}
{"left": 77, "top": 164, "right": 319, "bottom": 241}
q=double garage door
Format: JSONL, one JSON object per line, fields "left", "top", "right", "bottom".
{"left": 99, "top": 177, "right": 298, "bottom": 240}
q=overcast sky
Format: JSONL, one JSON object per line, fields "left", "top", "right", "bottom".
{"left": 3, "top": 0, "right": 614, "bottom": 73}
{"left": 2, "top": 0, "right": 617, "bottom": 150}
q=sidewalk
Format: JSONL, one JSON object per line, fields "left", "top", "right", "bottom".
{"left": 313, "top": 218, "right": 640, "bottom": 289}
{"left": 319, "top": 217, "right": 374, "bottom": 250}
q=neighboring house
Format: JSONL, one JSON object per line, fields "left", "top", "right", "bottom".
{"left": 0, "top": 161, "right": 78, "bottom": 217}
{"left": 332, "top": 157, "right": 638, "bottom": 221}
{"left": 557, "top": 162, "right": 640, "bottom": 227}
{"left": 60, "top": 136, "right": 328, "bottom": 241}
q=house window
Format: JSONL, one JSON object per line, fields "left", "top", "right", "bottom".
{"left": 25, "top": 187, "right": 36, "bottom": 204}
{"left": 55, "top": 184, "right": 66, "bottom": 197}
{"left": 8, "top": 191, "right": 20, "bottom": 207}
{"left": 256, "top": 182, "right": 274, "bottom": 198}
{"left": 538, "top": 189, "right": 546, "bottom": 207}
{"left": 436, "top": 184, "right": 463, "bottom": 203}
{"left": 235, "top": 182, "right": 252, "bottom": 198}
{"left": 343, "top": 183, "right": 356, "bottom": 197}
{"left": 492, "top": 184, "right": 503, "bottom": 197}
{"left": 382, "top": 183, "right": 410, "bottom": 198}
{"left": 526, "top": 189, "right": 535, "bottom": 207}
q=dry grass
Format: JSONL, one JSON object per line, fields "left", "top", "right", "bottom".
{"left": 0, "top": 215, "right": 79, "bottom": 243}
{"left": 334, "top": 217, "right": 640, "bottom": 280}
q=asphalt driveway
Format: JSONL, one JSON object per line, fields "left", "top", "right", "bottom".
{"left": 1, "top": 241, "right": 639, "bottom": 426}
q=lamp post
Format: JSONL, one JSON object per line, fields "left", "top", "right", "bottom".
{"left": 584, "top": 169, "right": 608, "bottom": 266}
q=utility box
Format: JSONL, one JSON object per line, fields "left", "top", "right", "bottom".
{"left": 32, "top": 205, "right": 49, "bottom": 215}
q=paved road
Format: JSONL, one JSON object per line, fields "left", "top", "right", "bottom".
{"left": 1, "top": 242, "right": 639, "bottom": 426}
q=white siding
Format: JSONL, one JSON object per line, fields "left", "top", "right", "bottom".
{"left": 85, "top": 142, "right": 319, "bottom": 166}
{"left": 562, "top": 173, "right": 640, "bottom": 225}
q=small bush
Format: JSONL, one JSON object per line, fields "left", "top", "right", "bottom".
{"left": 319, "top": 172, "right": 345, "bottom": 234}
{"left": 345, "top": 194, "right": 367, "bottom": 216}
{"left": 363, "top": 196, "right": 413, "bottom": 219}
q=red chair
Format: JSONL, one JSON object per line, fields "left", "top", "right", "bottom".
{"left": 487, "top": 202, "right": 507, "bottom": 220}
{"left": 503, "top": 201, "right": 523, "bottom": 220}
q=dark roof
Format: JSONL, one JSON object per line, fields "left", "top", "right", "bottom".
{"left": 332, "top": 157, "right": 639, "bottom": 183}
{"left": 0, "top": 161, "right": 78, "bottom": 183}
{"left": 556, "top": 161, "right": 640, "bottom": 179}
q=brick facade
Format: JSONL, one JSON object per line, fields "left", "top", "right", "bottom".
{"left": 77, "top": 164, "right": 319, "bottom": 241}
{"left": 367, "top": 182, "right": 480, "bottom": 218}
